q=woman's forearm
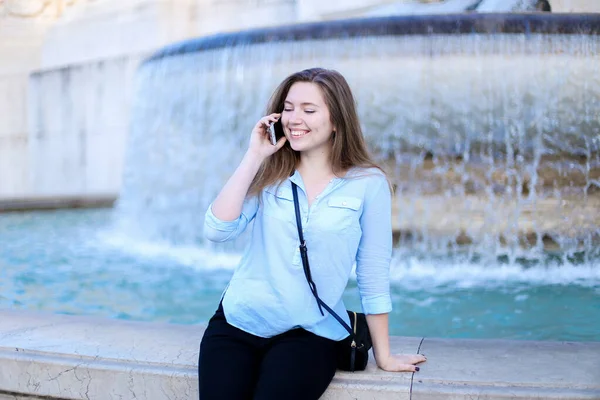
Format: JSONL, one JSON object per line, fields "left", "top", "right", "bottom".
{"left": 211, "top": 112, "right": 285, "bottom": 221}
{"left": 365, "top": 313, "right": 426, "bottom": 372}
{"left": 365, "top": 313, "right": 391, "bottom": 365}
{"left": 211, "top": 150, "right": 264, "bottom": 221}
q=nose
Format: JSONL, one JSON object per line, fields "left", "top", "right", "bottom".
{"left": 287, "top": 110, "right": 303, "bottom": 125}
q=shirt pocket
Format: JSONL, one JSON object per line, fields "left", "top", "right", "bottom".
{"left": 262, "top": 186, "right": 296, "bottom": 224}
{"left": 319, "top": 196, "right": 362, "bottom": 232}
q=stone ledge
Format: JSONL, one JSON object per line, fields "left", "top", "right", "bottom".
{"left": 0, "top": 196, "right": 116, "bottom": 212}
{"left": 0, "top": 310, "right": 599, "bottom": 400}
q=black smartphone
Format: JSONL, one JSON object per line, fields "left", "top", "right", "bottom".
{"left": 268, "top": 119, "right": 283, "bottom": 146}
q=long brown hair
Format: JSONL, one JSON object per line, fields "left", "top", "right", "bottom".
{"left": 248, "top": 68, "right": 383, "bottom": 196}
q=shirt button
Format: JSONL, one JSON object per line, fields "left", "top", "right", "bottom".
{"left": 342, "top": 201, "right": 347, "bottom": 206}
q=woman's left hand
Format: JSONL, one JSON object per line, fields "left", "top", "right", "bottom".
{"left": 377, "top": 353, "right": 427, "bottom": 372}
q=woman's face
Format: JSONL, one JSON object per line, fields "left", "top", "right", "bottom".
{"left": 281, "top": 82, "right": 335, "bottom": 155}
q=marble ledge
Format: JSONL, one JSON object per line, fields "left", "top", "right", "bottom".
{"left": 0, "top": 309, "right": 599, "bottom": 400}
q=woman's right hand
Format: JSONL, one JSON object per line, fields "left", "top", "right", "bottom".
{"left": 247, "top": 113, "right": 287, "bottom": 160}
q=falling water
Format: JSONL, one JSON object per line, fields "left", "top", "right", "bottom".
{"left": 114, "top": 15, "right": 600, "bottom": 269}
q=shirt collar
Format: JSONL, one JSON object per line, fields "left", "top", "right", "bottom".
{"left": 287, "top": 169, "right": 345, "bottom": 190}
{"left": 288, "top": 170, "right": 301, "bottom": 186}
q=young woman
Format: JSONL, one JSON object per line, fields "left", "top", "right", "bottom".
{"left": 199, "top": 68, "right": 426, "bottom": 400}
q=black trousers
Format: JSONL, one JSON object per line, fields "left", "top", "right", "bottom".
{"left": 198, "top": 303, "right": 338, "bottom": 400}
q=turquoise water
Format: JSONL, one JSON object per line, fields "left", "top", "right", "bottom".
{"left": 1, "top": 208, "right": 599, "bottom": 341}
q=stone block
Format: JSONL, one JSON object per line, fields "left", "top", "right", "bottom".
{"left": 84, "top": 129, "right": 126, "bottom": 193}
{"left": 412, "top": 337, "right": 600, "bottom": 399}
{"left": 296, "top": 0, "right": 385, "bottom": 21}
{"left": 0, "top": 74, "right": 28, "bottom": 137}
{"left": 196, "top": 0, "right": 296, "bottom": 35}
{"left": 27, "top": 56, "right": 139, "bottom": 197}
{"left": 0, "top": 135, "right": 29, "bottom": 197}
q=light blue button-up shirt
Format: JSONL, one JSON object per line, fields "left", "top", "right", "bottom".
{"left": 203, "top": 168, "right": 392, "bottom": 341}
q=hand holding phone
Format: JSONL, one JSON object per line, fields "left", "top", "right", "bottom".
{"left": 252, "top": 114, "right": 282, "bottom": 156}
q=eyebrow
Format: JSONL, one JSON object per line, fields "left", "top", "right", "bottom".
{"left": 284, "top": 101, "right": 320, "bottom": 107}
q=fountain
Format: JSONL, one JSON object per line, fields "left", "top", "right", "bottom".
{"left": 116, "top": 13, "right": 599, "bottom": 268}
{"left": 2, "top": 12, "right": 600, "bottom": 400}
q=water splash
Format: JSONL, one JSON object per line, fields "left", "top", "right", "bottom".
{"left": 116, "top": 17, "right": 600, "bottom": 268}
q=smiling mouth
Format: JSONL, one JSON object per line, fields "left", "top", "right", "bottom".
{"left": 290, "top": 130, "right": 310, "bottom": 138}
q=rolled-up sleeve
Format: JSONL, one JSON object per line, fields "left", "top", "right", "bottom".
{"left": 356, "top": 174, "right": 393, "bottom": 315}
{"left": 203, "top": 195, "right": 259, "bottom": 242}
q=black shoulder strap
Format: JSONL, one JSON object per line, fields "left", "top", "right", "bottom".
{"left": 291, "top": 182, "right": 353, "bottom": 336}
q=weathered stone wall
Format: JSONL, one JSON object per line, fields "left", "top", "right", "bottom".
{"left": 0, "top": 1, "right": 60, "bottom": 198}
{"left": 0, "top": 0, "right": 201, "bottom": 198}
{"left": 40, "top": 0, "right": 199, "bottom": 69}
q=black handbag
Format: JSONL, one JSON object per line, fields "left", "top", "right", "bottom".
{"left": 291, "top": 183, "right": 373, "bottom": 372}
